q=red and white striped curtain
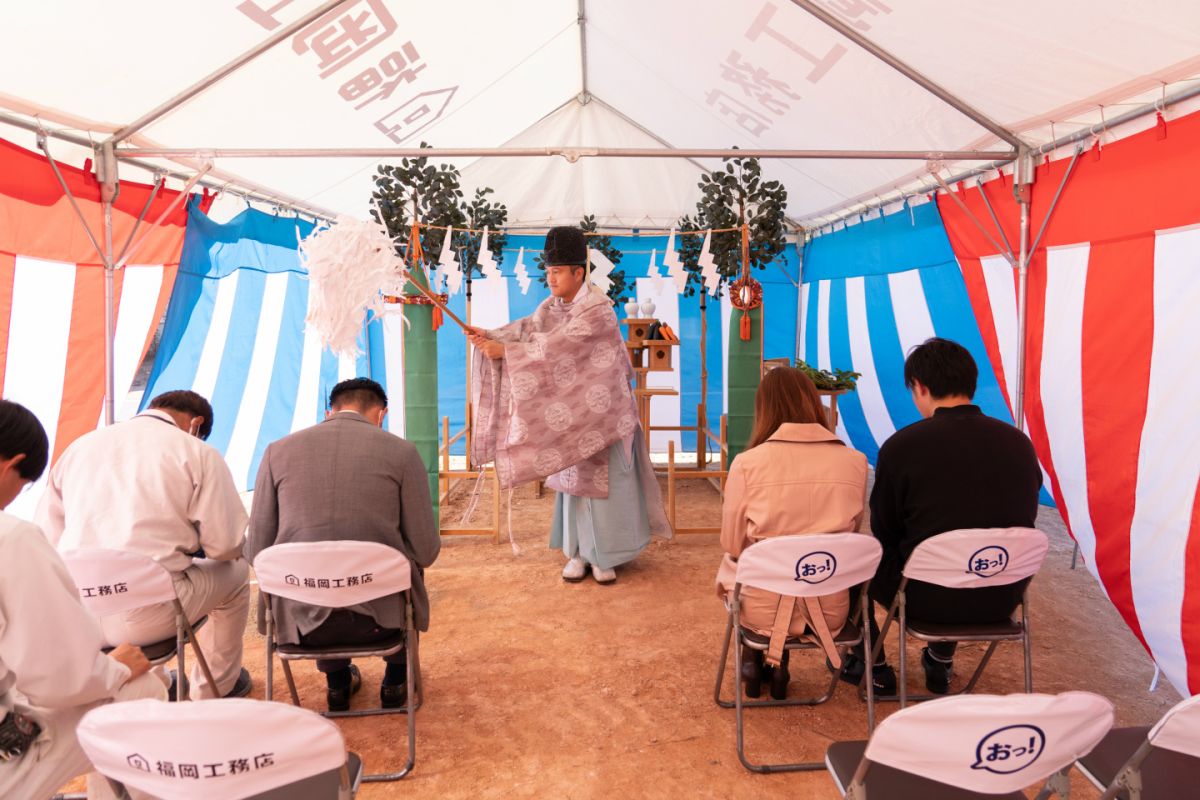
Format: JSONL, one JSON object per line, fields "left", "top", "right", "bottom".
{"left": 0, "top": 138, "right": 190, "bottom": 519}
{"left": 940, "top": 110, "right": 1200, "bottom": 696}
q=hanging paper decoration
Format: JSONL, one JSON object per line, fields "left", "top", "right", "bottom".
{"left": 697, "top": 229, "right": 720, "bottom": 296}
{"left": 514, "top": 246, "right": 531, "bottom": 295}
{"left": 435, "top": 225, "right": 456, "bottom": 293}
{"left": 662, "top": 227, "right": 688, "bottom": 294}
{"left": 729, "top": 225, "right": 761, "bottom": 340}
{"left": 478, "top": 226, "right": 501, "bottom": 279}
{"left": 298, "top": 215, "right": 400, "bottom": 357}
{"left": 646, "top": 247, "right": 665, "bottom": 295}
{"left": 588, "top": 247, "right": 614, "bottom": 296}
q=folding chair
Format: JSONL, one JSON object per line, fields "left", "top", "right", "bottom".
{"left": 713, "top": 532, "right": 883, "bottom": 772}
{"left": 253, "top": 541, "right": 420, "bottom": 782}
{"left": 77, "top": 697, "right": 360, "bottom": 800}
{"left": 1075, "top": 693, "right": 1200, "bottom": 799}
{"left": 61, "top": 548, "right": 218, "bottom": 700}
{"left": 867, "top": 528, "right": 1049, "bottom": 710}
{"left": 826, "top": 691, "right": 1114, "bottom": 799}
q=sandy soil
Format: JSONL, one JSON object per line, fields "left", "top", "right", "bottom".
{"left": 60, "top": 474, "right": 1181, "bottom": 799}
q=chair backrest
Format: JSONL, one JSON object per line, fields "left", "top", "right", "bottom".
{"left": 902, "top": 528, "right": 1049, "bottom": 589}
{"left": 733, "top": 533, "right": 883, "bottom": 598}
{"left": 861, "top": 692, "right": 1113, "bottom": 794}
{"left": 60, "top": 548, "right": 177, "bottom": 616}
{"left": 253, "top": 541, "right": 412, "bottom": 609}
{"left": 1147, "top": 694, "right": 1200, "bottom": 758}
{"left": 77, "top": 698, "right": 347, "bottom": 800}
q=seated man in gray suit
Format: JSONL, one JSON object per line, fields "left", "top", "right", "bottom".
{"left": 246, "top": 378, "right": 439, "bottom": 712}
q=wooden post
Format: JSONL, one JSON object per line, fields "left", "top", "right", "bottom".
{"left": 441, "top": 415, "right": 450, "bottom": 498}
{"left": 667, "top": 439, "right": 677, "bottom": 529}
{"left": 696, "top": 402, "right": 706, "bottom": 467}
{"left": 491, "top": 468, "right": 501, "bottom": 545}
{"left": 719, "top": 414, "right": 728, "bottom": 493}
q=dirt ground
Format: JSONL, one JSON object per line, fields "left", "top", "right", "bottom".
{"left": 61, "top": 472, "right": 1182, "bottom": 799}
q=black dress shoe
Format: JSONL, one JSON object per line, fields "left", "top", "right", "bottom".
{"left": 922, "top": 648, "right": 953, "bottom": 694}
{"left": 380, "top": 681, "right": 408, "bottom": 709}
{"left": 835, "top": 653, "right": 898, "bottom": 695}
{"left": 740, "top": 648, "right": 764, "bottom": 698}
{"left": 327, "top": 665, "right": 362, "bottom": 712}
{"left": 769, "top": 652, "right": 790, "bottom": 700}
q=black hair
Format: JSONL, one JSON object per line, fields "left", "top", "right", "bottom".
{"left": 329, "top": 378, "right": 388, "bottom": 411}
{"left": 0, "top": 400, "right": 49, "bottom": 481}
{"left": 904, "top": 338, "right": 978, "bottom": 400}
{"left": 148, "top": 390, "right": 215, "bottom": 440}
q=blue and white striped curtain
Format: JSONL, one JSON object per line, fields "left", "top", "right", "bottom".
{"left": 800, "top": 203, "right": 1014, "bottom": 465}
{"left": 143, "top": 204, "right": 405, "bottom": 489}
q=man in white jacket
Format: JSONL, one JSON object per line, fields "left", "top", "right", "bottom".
{"left": 36, "top": 390, "right": 251, "bottom": 700}
{"left": 0, "top": 400, "right": 164, "bottom": 800}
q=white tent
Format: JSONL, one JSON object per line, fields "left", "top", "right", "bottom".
{"left": 4, "top": 0, "right": 1199, "bottom": 228}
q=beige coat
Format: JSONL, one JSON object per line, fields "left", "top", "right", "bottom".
{"left": 717, "top": 423, "right": 868, "bottom": 659}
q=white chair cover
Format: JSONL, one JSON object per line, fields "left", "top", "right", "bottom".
{"left": 864, "top": 692, "right": 1114, "bottom": 794}
{"left": 902, "top": 528, "right": 1049, "bottom": 589}
{"left": 734, "top": 533, "right": 882, "bottom": 597}
{"left": 1148, "top": 693, "right": 1200, "bottom": 758}
{"left": 253, "top": 540, "right": 412, "bottom": 608}
{"left": 77, "top": 698, "right": 347, "bottom": 800}
{"left": 60, "top": 548, "right": 177, "bottom": 616}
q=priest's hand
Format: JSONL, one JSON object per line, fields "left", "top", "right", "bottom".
{"left": 466, "top": 326, "right": 489, "bottom": 348}
{"left": 480, "top": 340, "right": 505, "bottom": 360}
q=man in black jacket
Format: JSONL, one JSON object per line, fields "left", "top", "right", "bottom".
{"left": 849, "top": 338, "right": 1042, "bottom": 694}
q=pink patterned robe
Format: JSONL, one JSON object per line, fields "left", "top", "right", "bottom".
{"left": 472, "top": 285, "right": 670, "bottom": 539}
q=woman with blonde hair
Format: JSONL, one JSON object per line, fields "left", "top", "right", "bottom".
{"left": 716, "top": 366, "right": 868, "bottom": 699}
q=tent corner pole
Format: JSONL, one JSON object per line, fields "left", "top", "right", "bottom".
{"left": 1012, "top": 149, "right": 1034, "bottom": 432}
{"left": 98, "top": 141, "right": 119, "bottom": 426}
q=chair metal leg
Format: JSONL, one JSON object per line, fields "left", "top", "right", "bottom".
{"left": 363, "top": 605, "right": 418, "bottom": 782}
{"left": 898, "top": 601, "right": 908, "bottom": 709}
{"left": 176, "top": 620, "right": 188, "bottom": 702}
{"left": 280, "top": 659, "right": 302, "bottom": 707}
{"left": 962, "top": 641, "right": 1001, "bottom": 693}
{"left": 177, "top": 611, "right": 219, "bottom": 699}
{"left": 1022, "top": 603, "right": 1034, "bottom": 693}
{"left": 861, "top": 589, "right": 875, "bottom": 734}
{"left": 713, "top": 612, "right": 735, "bottom": 708}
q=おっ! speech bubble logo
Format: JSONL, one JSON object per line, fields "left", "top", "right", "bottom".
{"left": 971, "top": 724, "right": 1046, "bottom": 774}
{"left": 794, "top": 551, "right": 837, "bottom": 584}
{"left": 967, "top": 545, "right": 1010, "bottom": 578}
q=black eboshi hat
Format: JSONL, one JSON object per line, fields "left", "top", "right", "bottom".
{"left": 542, "top": 226, "right": 588, "bottom": 267}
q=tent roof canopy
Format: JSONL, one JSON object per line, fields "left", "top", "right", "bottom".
{"left": 4, "top": 0, "right": 1199, "bottom": 229}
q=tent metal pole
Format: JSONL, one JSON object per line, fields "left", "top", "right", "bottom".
{"left": 974, "top": 179, "right": 1016, "bottom": 263}
{"left": 98, "top": 142, "right": 119, "bottom": 426}
{"left": 1028, "top": 145, "right": 1084, "bottom": 256}
{"left": 801, "top": 82, "right": 1200, "bottom": 231}
{"left": 788, "top": 0, "right": 1025, "bottom": 149}
{"left": 932, "top": 173, "right": 1014, "bottom": 265}
{"left": 1012, "top": 152, "right": 1034, "bottom": 431}
{"left": 116, "top": 146, "right": 1015, "bottom": 160}
{"left": 577, "top": 0, "right": 590, "bottom": 101}
{"left": 3, "top": 111, "right": 337, "bottom": 221}
{"left": 106, "top": 0, "right": 353, "bottom": 146}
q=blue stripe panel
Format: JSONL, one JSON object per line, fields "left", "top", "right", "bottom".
{"left": 354, "top": 324, "right": 371, "bottom": 379}
{"left": 317, "top": 349, "right": 339, "bottom": 422}
{"left": 918, "top": 262, "right": 1014, "bottom": 426}
{"left": 366, "top": 311, "right": 389, "bottom": 398}
{"left": 863, "top": 274, "right": 921, "bottom": 432}
{"left": 206, "top": 268, "right": 267, "bottom": 455}
{"left": 803, "top": 202, "right": 956, "bottom": 282}
{"left": 826, "top": 279, "right": 879, "bottom": 462}
{"left": 436, "top": 287, "right": 469, "bottom": 455}
{"left": 247, "top": 271, "right": 309, "bottom": 485}
{"left": 142, "top": 268, "right": 215, "bottom": 400}
{"left": 804, "top": 282, "right": 820, "bottom": 366}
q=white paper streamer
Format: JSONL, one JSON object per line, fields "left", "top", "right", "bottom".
{"left": 435, "top": 225, "right": 456, "bottom": 293}
{"left": 698, "top": 229, "right": 720, "bottom": 296}
{"left": 514, "top": 246, "right": 531, "bottom": 295}
{"left": 478, "top": 227, "right": 501, "bottom": 279}
{"left": 646, "top": 247, "right": 665, "bottom": 295}
{"left": 663, "top": 227, "right": 688, "bottom": 294}
{"left": 299, "top": 215, "right": 401, "bottom": 358}
{"left": 588, "top": 248, "right": 614, "bottom": 297}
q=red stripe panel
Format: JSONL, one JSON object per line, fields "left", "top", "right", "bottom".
{"left": 0, "top": 253, "right": 14, "bottom": 385}
{"left": 1081, "top": 237, "right": 1155, "bottom": 650}
{"left": 1184, "top": 483, "right": 1200, "bottom": 694}
{"left": 52, "top": 266, "right": 118, "bottom": 464}
{"left": 1016, "top": 252, "right": 1073, "bottom": 529}
{"left": 958, "top": 255, "right": 1013, "bottom": 418}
